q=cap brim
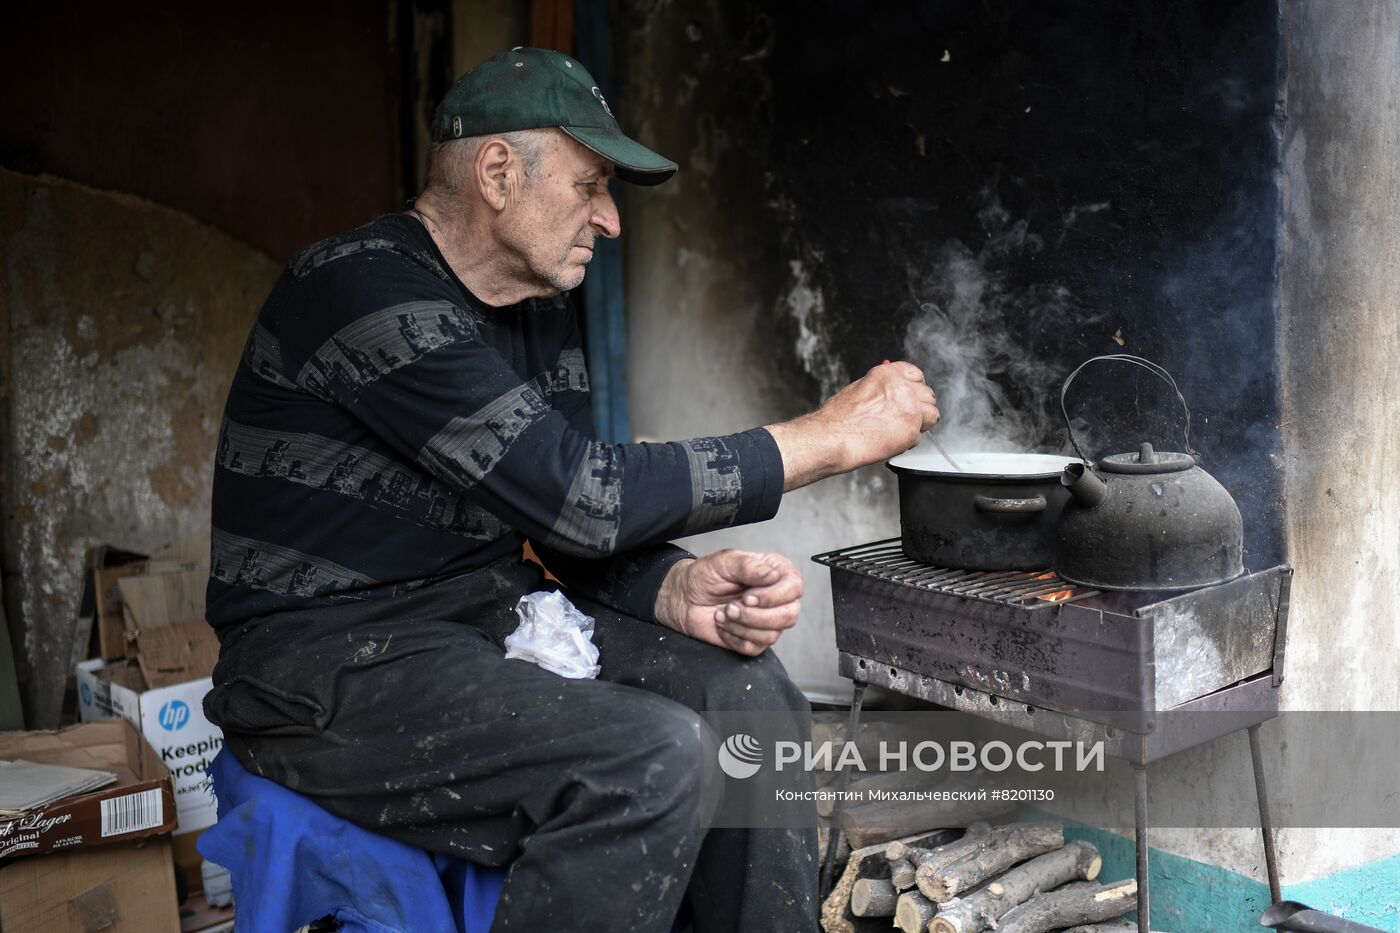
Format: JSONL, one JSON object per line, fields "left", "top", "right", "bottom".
{"left": 561, "top": 125, "right": 677, "bottom": 186}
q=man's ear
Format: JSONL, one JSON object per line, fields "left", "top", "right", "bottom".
{"left": 476, "top": 139, "right": 514, "bottom": 211}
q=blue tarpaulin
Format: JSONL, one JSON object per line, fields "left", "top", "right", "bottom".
{"left": 197, "top": 749, "right": 505, "bottom": 933}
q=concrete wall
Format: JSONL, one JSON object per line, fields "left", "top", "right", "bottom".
{"left": 1278, "top": 0, "right": 1400, "bottom": 716}
{"left": 1273, "top": 0, "right": 1400, "bottom": 890}
{"left": 0, "top": 171, "right": 279, "bottom": 728}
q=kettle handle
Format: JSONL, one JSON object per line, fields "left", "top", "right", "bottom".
{"left": 1060, "top": 354, "right": 1198, "bottom": 468}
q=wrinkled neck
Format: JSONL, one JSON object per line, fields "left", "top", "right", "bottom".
{"left": 408, "top": 191, "right": 555, "bottom": 307}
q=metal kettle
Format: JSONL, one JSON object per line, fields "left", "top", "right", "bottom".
{"left": 1054, "top": 355, "right": 1245, "bottom": 592}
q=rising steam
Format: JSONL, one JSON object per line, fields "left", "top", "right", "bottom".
{"left": 903, "top": 192, "right": 1104, "bottom": 454}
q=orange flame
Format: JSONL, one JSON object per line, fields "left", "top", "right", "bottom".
{"left": 1025, "top": 571, "right": 1076, "bottom": 602}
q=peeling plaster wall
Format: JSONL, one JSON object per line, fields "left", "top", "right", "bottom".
{"left": 1273, "top": 0, "right": 1400, "bottom": 885}
{"left": 1278, "top": 0, "right": 1400, "bottom": 717}
{"left": 0, "top": 170, "right": 278, "bottom": 728}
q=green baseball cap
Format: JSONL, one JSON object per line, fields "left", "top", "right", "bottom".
{"left": 432, "top": 47, "right": 677, "bottom": 186}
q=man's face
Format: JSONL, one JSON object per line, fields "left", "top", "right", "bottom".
{"left": 502, "top": 133, "right": 620, "bottom": 294}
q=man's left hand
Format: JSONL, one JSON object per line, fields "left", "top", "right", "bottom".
{"left": 655, "top": 550, "right": 803, "bottom": 656}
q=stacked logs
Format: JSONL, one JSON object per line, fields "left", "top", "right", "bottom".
{"left": 822, "top": 820, "right": 1141, "bottom": 933}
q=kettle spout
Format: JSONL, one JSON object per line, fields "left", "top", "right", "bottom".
{"left": 1062, "top": 462, "right": 1107, "bottom": 508}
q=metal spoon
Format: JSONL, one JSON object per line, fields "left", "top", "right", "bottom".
{"left": 928, "top": 432, "right": 964, "bottom": 471}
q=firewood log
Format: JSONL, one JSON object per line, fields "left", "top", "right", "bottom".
{"left": 887, "top": 821, "right": 991, "bottom": 868}
{"left": 888, "top": 857, "right": 917, "bottom": 890}
{"left": 842, "top": 775, "right": 1011, "bottom": 848}
{"left": 850, "top": 878, "right": 899, "bottom": 917}
{"left": 821, "top": 830, "right": 960, "bottom": 933}
{"left": 993, "top": 880, "right": 1138, "bottom": 933}
{"left": 917, "top": 822, "right": 1064, "bottom": 902}
{"left": 1061, "top": 921, "right": 1142, "bottom": 932}
{"left": 821, "top": 840, "right": 893, "bottom": 933}
{"left": 929, "top": 840, "right": 1101, "bottom": 933}
{"left": 894, "top": 891, "right": 938, "bottom": 933}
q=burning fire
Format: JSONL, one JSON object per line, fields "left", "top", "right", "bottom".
{"left": 1030, "top": 571, "right": 1077, "bottom": 603}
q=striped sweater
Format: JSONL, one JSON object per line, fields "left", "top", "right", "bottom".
{"left": 206, "top": 213, "right": 784, "bottom": 638}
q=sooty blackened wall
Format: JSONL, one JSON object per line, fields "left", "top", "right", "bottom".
{"left": 757, "top": 0, "right": 1285, "bottom": 566}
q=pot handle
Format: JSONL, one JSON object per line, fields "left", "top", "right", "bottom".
{"left": 973, "top": 494, "right": 1047, "bottom": 514}
{"left": 1059, "top": 354, "right": 1199, "bottom": 469}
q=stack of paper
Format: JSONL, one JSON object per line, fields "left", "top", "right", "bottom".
{"left": 0, "top": 759, "right": 117, "bottom": 815}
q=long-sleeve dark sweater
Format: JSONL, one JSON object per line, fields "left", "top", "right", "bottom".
{"left": 206, "top": 214, "right": 785, "bottom": 638}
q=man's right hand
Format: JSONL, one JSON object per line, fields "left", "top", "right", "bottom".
{"left": 764, "top": 361, "right": 939, "bottom": 491}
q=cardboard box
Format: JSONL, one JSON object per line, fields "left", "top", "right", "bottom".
{"left": 118, "top": 565, "right": 217, "bottom": 688}
{"left": 75, "top": 539, "right": 223, "bottom": 836}
{"left": 0, "top": 835, "right": 180, "bottom": 933}
{"left": 58, "top": 532, "right": 231, "bottom": 930}
{"left": 75, "top": 661, "right": 221, "bottom": 835}
{"left": 0, "top": 720, "right": 178, "bottom": 860}
{"left": 75, "top": 546, "right": 149, "bottom": 663}
{"left": 72, "top": 531, "right": 210, "bottom": 666}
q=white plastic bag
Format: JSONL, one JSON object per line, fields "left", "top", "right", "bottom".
{"left": 504, "top": 590, "right": 602, "bottom": 679}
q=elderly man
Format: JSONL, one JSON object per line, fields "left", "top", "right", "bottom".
{"left": 204, "top": 48, "right": 936, "bottom": 932}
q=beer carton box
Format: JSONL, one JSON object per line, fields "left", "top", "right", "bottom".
{"left": 0, "top": 722, "right": 182, "bottom": 932}
{"left": 0, "top": 720, "right": 178, "bottom": 860}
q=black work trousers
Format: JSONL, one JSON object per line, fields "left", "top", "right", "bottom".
{"left": 205, "top": 557, "right": 819, "bottom": 932}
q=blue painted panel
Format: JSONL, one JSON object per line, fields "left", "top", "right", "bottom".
{"left": 579, "top": 225, "right": 628, "bottom": 442}
{"left": 1044, "top": 812, "right": 1400, "bottom": 931}
{"left": 1285, "top": 856, "right": 1400, "bottom": 932}
{"left": 574, "top": 0, "right": 630, "bottom": 443}
{"left": 1060, "top": 822, "right": 1274, "bottom": 931}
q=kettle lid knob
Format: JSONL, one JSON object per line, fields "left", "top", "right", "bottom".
{"left": 1138, "top": 442, "right": 1157, "bottom": 464}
